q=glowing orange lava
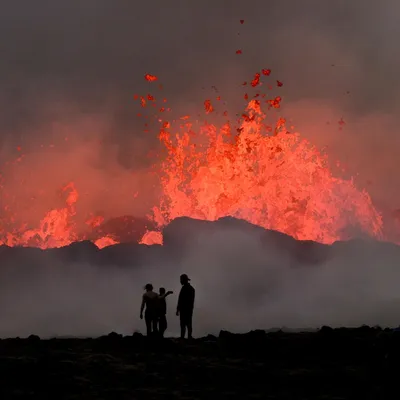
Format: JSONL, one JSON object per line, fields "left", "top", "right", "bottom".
{"left": 0, "top": 183, "right": 117, "bottom": 249}
{"left": 143, "top": 74, "right": 383, "bottom": 245}
{"left": 139, "top": 230, "right": 163, "bottom": 245}
{"left": 0, "top": 183, "right": 78, "bottom": 248}
{"left": 0, "top": 70, "right": 386, "bottom": 248}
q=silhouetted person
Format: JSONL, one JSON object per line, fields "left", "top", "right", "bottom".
{"left": 157, "top": 287, "right": 172, "bottom": 337}
{"left": 140, "top": 283, "right": 172, "bottom": 337}
{"left": 176, "top": 274, "right": 195, "bottom": 339}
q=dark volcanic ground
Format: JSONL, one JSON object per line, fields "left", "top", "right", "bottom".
{"left": 0, "top": 327, "right": 397, "bottom": 399}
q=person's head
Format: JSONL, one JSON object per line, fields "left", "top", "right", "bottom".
{"left": 159, "top": 287, "right": 165, "bottom": 295}
{"left": 180, "top": 274, "right": 190, "bottom": 285}
{"left": 144, "top": 283, "right": 153, "bottom": 291}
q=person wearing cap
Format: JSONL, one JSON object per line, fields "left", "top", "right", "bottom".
{"left": 140, "top": 283, "right": 173, "bottom": 336}
{"left": 176, "top": 274, "right": 195, "bottom": 339}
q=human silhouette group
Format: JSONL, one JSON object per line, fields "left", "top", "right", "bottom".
{"left": 140, "top": 274, "right": 195, "bottom": 339}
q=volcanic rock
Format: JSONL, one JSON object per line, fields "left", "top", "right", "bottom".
{"left": 0, "top": 327, "right": 395, "bottom": 398}
{"left": 89, "top": 215, "right": 156, "bottom": 244}
{"left": 0, "top": 217, "right": 399, "bottom": 270}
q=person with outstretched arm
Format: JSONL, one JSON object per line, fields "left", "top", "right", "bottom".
{"left": 157, "top": 287, "right": 173, "bottom": 337}
{"left": 176, "top": 274, "right": 195, "bottom": 339}
{"left": 140, "top": 284, "right": 172, "bottom": 337}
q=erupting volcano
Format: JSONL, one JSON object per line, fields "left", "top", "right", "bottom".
{"left": 0, "top": 71, "right": 385, "bottom": 248}
{"left": 145, "top": 97, "right": 382, "bottom": 244}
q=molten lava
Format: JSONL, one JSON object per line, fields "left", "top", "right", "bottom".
{"left": 0, "top": 183, "right": 117, "bottom": 249}
{"left": 145, "top": 95, "right": 382, "bottom": 244}
{"left": 0, "top": 70, "right": 385, "bottom": 248}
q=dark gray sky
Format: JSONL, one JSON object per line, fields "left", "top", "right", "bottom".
{"left": 0, "top": 0, "right": 399, "bottom": 222}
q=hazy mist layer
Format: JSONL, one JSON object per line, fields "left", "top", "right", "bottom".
{"left": 1, "top": 227, "right": 400, "bottom": 338}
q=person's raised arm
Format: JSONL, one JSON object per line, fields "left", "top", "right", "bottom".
{"left": 140, "top": 294, "right": 146, "bottom": 319}
{"left": 159, "top": 290, "right": 173, "bottom": 299}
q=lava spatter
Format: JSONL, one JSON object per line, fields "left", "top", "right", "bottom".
{"left": 0, "top": 70, "right": 385, "bottom": 248}
{"left": 142, "top": 73, "right": 383, "bottom": 245}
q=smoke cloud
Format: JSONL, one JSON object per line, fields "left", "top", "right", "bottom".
{"left": 0, "top": 0, "right": 399, "bottom": 217}
{"left": 0, "top": 1, "right": 400, "bottom": 337}
{"left": 1, "top": 225, "right": 400, "bottom": 338}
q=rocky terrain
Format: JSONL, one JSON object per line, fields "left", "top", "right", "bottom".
{"left": 0, "top": 217, "right": 399, "bottom": 398}
{"left": 0, "top": 327, "right": 396, "bottom": 399}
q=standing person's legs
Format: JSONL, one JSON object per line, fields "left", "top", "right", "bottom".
{"left": 145, "top": 312, "right": 152, "bottom": 336}
{"left": 179, "top": 314, "right": 187, "bottom": 339}
{"left": 186, "top": 313, "right": 193, "bottom": 339}
{"left": 180, "top": 313, "right": 193, "bottom": 339}
{"left": 152, "top": 318, "right": 159, "bottom": 335}
{"left": 163, "top": 315, "right": 168, "bottom": 333}
{"left": 159, "top": 315, "right": 167, "bottom": 337}
{"left": 155, "top": 315, "right": 160, "bottom": 334}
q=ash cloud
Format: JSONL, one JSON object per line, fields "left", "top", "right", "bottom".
{"left": 0, "top": 0, "right": 399, "bottom": 217}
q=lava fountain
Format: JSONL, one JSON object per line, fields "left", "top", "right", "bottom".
{"left": 0, "top": 70, "right": 384, "bottom": 248}
{"left": 143, "top": 73, "right": 383, "bottom": 245}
